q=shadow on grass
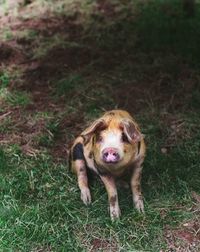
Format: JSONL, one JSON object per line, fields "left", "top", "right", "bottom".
{"left": 135, "top": 0, "right": 200, "bottom": 66}
{"left": 25, "top": 0, "right": 200, "bottom": 112}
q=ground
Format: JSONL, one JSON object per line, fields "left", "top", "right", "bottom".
{"left": 0, "top": 0, "right": 200, "bottom": 251}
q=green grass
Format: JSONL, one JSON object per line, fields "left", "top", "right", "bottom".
{"left": 16, "top": 29, "right": 39, "bottom": 42}
{"left": 0, "top": 70, "right": 29, "bottom": 107}
{"left": 33, "top": 35, "right": 67, "bottom": 59}
{"left": 0, "top": 0, "right": 200, "bottom": 251}
{"left": 135, "top": 0, "right": 200, "bottom": 66}
{"left": 55, "top": 74, "right": 85, "bottom": 96}
{"left": 38, "top": 119, "right": 61, "bottom": 147}
{"left": 0, "top": 116, "right": 12, "bottom": 133}
{"left": 0, "top": 89, "right": 31, "bottom": 107}
{"left": 0, "top": 72, "right": 10, "bottom": 89}
{"left": 0, "top": 113, "right": 199, "bottom": 250}
{"left": 5, "top": 90, "right": 31, "bottom": 106}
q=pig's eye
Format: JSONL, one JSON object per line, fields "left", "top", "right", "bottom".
{"left": 121, "top": 132, "right": 129, "bottom": 143}
{"left": 96, "top": 134, "right": 103, "bottom": 143}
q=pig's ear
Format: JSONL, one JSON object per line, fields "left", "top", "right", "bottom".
{"left": 121, "top": 119, "right": 142, "bottom": 143}
{"left": 81, "top": 119, "right": 107, "bottom": 144}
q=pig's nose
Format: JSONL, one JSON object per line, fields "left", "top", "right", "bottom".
{"left": 102, "top": 148, "right": 120, "bottom": 163}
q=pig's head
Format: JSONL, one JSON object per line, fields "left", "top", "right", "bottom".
{"left": 82, "top": 117, "right": 142, "bottom": 171}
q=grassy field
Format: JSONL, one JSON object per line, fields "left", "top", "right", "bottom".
{"left": 0, "top": 0, "right": 200, "bottom": 251}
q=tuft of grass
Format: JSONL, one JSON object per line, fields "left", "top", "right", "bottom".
{"left": 0, "top": 70, "right": 31, "bottom": 107}
{"left": 18, "top": 0, "right": 78, "bottom": 20}
{"left": 33, "top": 35, "right": 67, "bottom": 59}
{"left": 0, "top": 72, "right": 10, "bottom": 89}
{"left": 0, "top": 148, "right": 7, "bottom": 172}
{"left": 0, "top": 90, "right": 31, "bottom": 107}
{"left": 38, "top": 120, "right": 60, "bottom": 147}
{"left": 0, "top": 27, "right": 13, "bottom": 41}
{"left": 16, "top": 29, "right": 39, "bottom": 42}
{"left": 5, "top": 90, "right": 31, "bottom": 107}
{"left": 0, "top": 116, "right": 12, "bottom": 133}
{"left": 189, "top": 89, "right": 200, "bottom": 111}
{"left": 56, "top": 74, "right": 84, "bottom": 96}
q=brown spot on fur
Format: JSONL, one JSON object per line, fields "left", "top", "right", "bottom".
{"left": 81, "top": 135, "right": 86, "bottom": 145}
{"left": 135, "top": 185, "right": 141, "bottom": 193}
{"left": 79, "top": 167, "right": 85, "bottom": 172}
{"left": 138, "top": 195, "right": 142, "bottom": 200}
{"left": 137, "top": 172, "right": 142, "bottom": 182}
{"left": 107, "top": 112, "right": 115, "bottom": 116}
{"left": 88, "top": 151, "right": 93, "bottom": 159}
{"left": 110, "top": 195, "right": 117, "bottom": 207}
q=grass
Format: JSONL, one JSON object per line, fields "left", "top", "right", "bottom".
{"left": 0, "top": 86, "right": 31, "bottom": 108}
{"left": 0, "top": 70, "right": 31, "bottom": 107}
{"left": 3, "top": 90, "right": 31, "bottom": 107}
{"left": 0, "top": 0, "right": 200, "bottom": 251}
{"left": 33, "top": 35, "right": 67, "bottom": 59}
{"left": 55, "top": 74, "right": 85, "bottom": 96}
{"left": 0, "top": 71, "right": 10, "bottom": 88}
{"left": 135, "top": 0, "right": 200, "bottom": 66}
{"left": 0, "top": 118, "right": 199, "bottom": 251}
{"left": 16, "top": 29, "right": 39, "bottom": 42}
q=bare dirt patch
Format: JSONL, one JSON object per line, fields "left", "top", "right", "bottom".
{"left": 165, "top": 220, "right": 200, "bottom": 252}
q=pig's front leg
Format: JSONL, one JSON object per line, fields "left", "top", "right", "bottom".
{"left": 100, "top": 175, "right": 121, "bottom": 220}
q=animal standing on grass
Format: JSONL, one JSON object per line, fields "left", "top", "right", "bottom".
{"left": 70, "top": 110, "right": 146, "bottom": 220}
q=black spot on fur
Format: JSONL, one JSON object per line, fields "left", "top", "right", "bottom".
{"left": 92, "top": 136, "right": 95, "bottom": 147}
{"left": 138, "top": 141, "right": 141, "bottom": 154}
{"left": 72, "top": 143, "right": 84, "bottom": 161}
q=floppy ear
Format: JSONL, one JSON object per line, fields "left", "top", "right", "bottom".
{"left": 121, "top": 119, "right": 142, "bottom": 143}
{"left": 81, "top": 119, "right": 107, "bottom": 144}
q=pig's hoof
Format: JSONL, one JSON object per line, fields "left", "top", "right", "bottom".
{"left": 110, "top": 206, "right": 121, "bottom": 220}
{"left": 81, "top": 187, "right": 91, "bottom": 205}
{"left": 134, "top": 196, "right": 144, "bottom": 213}
{"left": 135, "top": 199, "right": 144, "bottom": 213}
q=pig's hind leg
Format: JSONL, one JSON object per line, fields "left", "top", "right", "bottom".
{"left": 131, "top": 158, "right": 144, "bottom": 213}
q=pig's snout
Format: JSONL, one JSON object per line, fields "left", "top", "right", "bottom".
{"left": 102, "top": 148, "right": 120, "bottom": 163}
